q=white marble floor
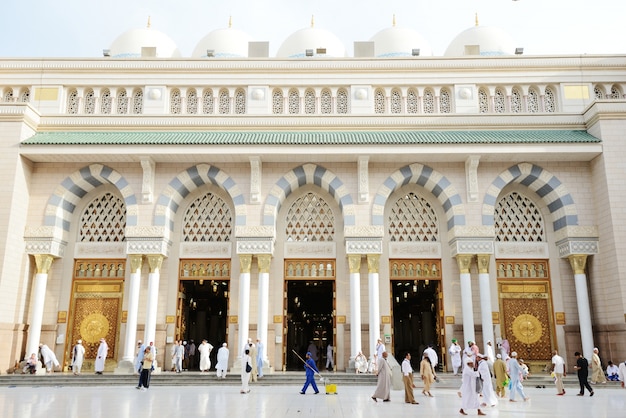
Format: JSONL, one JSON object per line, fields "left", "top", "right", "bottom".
{"left": 0, "top": 383, "right": 624, "bottom": 418}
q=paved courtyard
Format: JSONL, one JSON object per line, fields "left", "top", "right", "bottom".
{"left": 1, "top": 382, "right": 624, "bottom": 418}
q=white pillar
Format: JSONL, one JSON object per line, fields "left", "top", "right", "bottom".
{"left": 477, "top": 254, "right": 495, "bottom": 351}
{"left": 367, "top": 254, "right": 381, "bottom": 359}
{"left": 25, "top": 254, "right": 54, "bottom": 358}
{"left": 569, "top": 255, "right": 594, "bottom": 359}
{"left": 238, "top": 254, "right": 252, "bottom": 357}
{"left": 122, "top": 255, "right": 142, "bottom": 362}
{"left": 457, "top": 255, "right": 475, "bottom": 346}
{"left": 348, "top": 255, "right": 362, "bottom": 359}
{"left": 143, "top": 255, "right": 163, "bottom": 345}
{"left": 257, "top": 254, "right": 271, "bottom": 363}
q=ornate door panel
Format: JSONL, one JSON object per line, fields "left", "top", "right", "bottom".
{"left": 65, "top": 278, "right": 124, "bottom": 372}
{"left": 498, "top": 280, "right": 555, "bottom": 365}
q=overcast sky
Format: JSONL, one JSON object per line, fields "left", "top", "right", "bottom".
{"left": 1, "top": 0, "right": 623, "bottom": 58}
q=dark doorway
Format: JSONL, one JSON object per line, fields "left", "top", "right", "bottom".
{"left": 285, "top": 280, "right": 334, "bottom": 371}
{"left": 179, "top": 279, "right": 229, "bottom": 370}
{"left": 392, "top": 279, "right": 441, "bottom": 370}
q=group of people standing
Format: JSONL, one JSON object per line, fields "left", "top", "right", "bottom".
{"left": 241, "top": 338, "right": 265, "bottom": 393}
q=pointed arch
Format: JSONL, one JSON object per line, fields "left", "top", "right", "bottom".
{"left": 262, "top": 163, "right": 355, "bottom": 228}
{"left": 154, "top": 164, "right": 246, "bottom": 232}
{"left": 482, "top": 163, "right": 578, "bottom": 232}
{"left": 44, "top": 164, "right": 138, "bottom": 231}
{"left": 373, "top": 163, "right": 465, "bottom": 230}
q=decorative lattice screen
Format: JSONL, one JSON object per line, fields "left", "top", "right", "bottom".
{"left": 495, "top": 192, "right": 546, "bottom": 242}
{"left": 182, "top": 193, "right": 232, "bottom": 242}
{"left": 388, "top": 192, "right": 439, "bottom": 242}
{"left": 79, "top": 192, "right": 126, "bottom": 242}
{"left": 285, "top": 192, "right": 335, "bottom": 242}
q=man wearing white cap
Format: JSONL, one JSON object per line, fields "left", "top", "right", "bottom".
{"left": 95, "top": 338, "right": 108, "bottom": 374}
{"left": 71, "top": 339, "right": 85, "bottom": 375}
{"left": 507, "top": 351, "right": 529, "bottom": 402}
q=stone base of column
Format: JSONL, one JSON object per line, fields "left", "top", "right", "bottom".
{"left": 114, "top": 359, "right": 136, "bottom": 374}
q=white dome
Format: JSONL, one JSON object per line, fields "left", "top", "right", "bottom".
{"left": 277, "top": 27, "right": 347, "bottom": 58}
{"left": 370, "top": 26, "right": 433, "bottom": 57}
{"left": 109, "top": 28, "right": 181, "bottom": 58}
{"left": 192, "top": 28, "right": 252, "bottom": 58}
{"left": 444, "top": 26, "right": 517, "bottom": 57}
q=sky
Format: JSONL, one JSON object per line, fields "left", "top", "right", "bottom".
{"left": 0, "top": 0, "right": 624, "bottom": 58}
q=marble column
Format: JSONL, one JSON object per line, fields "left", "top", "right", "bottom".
{"left": 26, "top": 254, "right": 54, "bottom": 358}
{"left": 143, "top": 255, "right": 163, "bottom": 345}
{"left": 367, "top": 254, "right": 380, "bottom": 360}
{"left": 477, "top": 254, "right": 495, "bottom": 352}
{"left": 569, "top": 254, "right": 594, "bottom": 359}
{"left": 237, "top": 254, "right": 252, "bottom": 357}
{"left": 457, "top": 254, "right": 476, "bottom": 346}
{"left": 122, "top": 254, "right": 143, "bottom": 362}
{"left": 256, "top": 254, "right": 271, "bottom": 365}
{"left": 348, "top": 254, "right": 362, "bottom": 359}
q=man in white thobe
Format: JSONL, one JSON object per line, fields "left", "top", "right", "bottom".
{"left": 39, "top": 343, "right": 59, "bottom": 373}
{"left": 618, "top": 360, "right": 626, "bottom": 388}
{"left": 449, "top": 339, "right": 462, "bottom": 375}
{"left": 373, "top": 338, "right": 385, "bottom": 373}
{"left": 424, "top": 344, "right": 438, "bottom": 371}
{"left": 71, "top": 340, "right": 85, "bottom": 375}
{"left": 95, "top": 338, "right": 108, "bottom": 374}
{"left": 216, "top": 343, "right": 229, "bottom": 378}
{"left": 256, "top": 339, "right": 264, "bottom": 378}
{"left": 460, "top": 359, "right": 485, "bottom": 416}
{"left": 477, "top": 354, "right": 498, "bottom": 407}
{"left": 371, "top": 351, "right": 391, "bottom": 402}
{"left": 198, "top": 339, "right": 213, "bottom": 372}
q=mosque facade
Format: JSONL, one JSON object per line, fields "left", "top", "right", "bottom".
{"left": 0, "top": 20, "right": 625, "bottom": 374}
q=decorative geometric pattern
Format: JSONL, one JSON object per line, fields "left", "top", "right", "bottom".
{"left": 388, "top": 192, "right": 439, "bottom": 242}
{"left": 305, "top": 89, "right": 316, "bottom": 114}
{"left": 74, "top": 260, "right": 126, "bottom": 278}
{"left": 67, "top": 89, "right": 79, "bottom": 114}
{"left": 71, "top": 293, "right": 120, "bottom": 363}
{"left": 320, "top": 89, "right": 332, "bottom": 114}
{"left": 234, "top": 89, "right": 246, "bottom": 115}
{"left": 3, "top": 88, "right": 13, "bottom": 102}
{"left": 187, "top": 89, "right": 198, "bottom": 114}
{"left": 202, "top": 89, "right": 214, "bottom": 114}
{"left": 372, "top": 162, "right": 465, "bottom": 229}
{"left": 19, "top": 88, "right": 30, "bottom": 103}
{"left": 44, "top": 164, "right": 138, "bottom": 231}
{"left": 482, "top": 163, "right": 578, "bottom": 232}
{"left": 179, "top": 259, "right": 231, "bottom": 277}
{"left": 407, "top": 89, "right": 418, "bottom": 114}
{"left": 116, "top": 90, "right": 128, "bottom": 114}
{"left": 423, "top": 89, "right": 434, "bottom": 113}
{"left": 155, "top": 164, "right": 246, "bottom": 231}
{"left": 544, "top": 86, "right": 556, "bottom": 112}
{"left": 528, "top": 88, "right": 539, "bottom": 113}
{"left": 84, "top": 89, "right": 95, "bottom": 114}
{"left": 262, "top": 163, "right": 355, "bottom": 227}
{"left": 374, "top": 89, "right": 385, "bottom": 114}
{"left": 391, "top": 89, "right": 402, "bottom": 114}
{"left": 389, "top": 259, "right": 441, "bottom": 278}
{"left": 285, "top": 192, "right": 335, "bottom": 242}
{"left": 511, "top": 87, "right": 522, "bottom": 113}
{"left": 494, "top": 87, "right": 506, "bottom": 113}
{"left": 182, "top": 193, "right": 232, "bottom": 242}
{"left": 218, "top": 89, "right": 230, "bottom": 114}
{"left": 496, "top": 260, "right": 549, "bottom": 279}
{"left": 440, "top": 88, "right": 451, "bottom": 114}
{"left": 478, "top": 88, "right": 489, "bottom": 113}
{"left": 288, "top": 89, "right": 300, "bottom": 114}
{"left": 78, "top": 192, "right": 126, "bottom": 242}
{"left": 609, "top": 85, "right": 621, "bottom": 99}
{"left": 594, "top": 86, "right": 604, "bottom": 99}
{"left": 336, "top": 89, "right": 348, "bottom": 114}
{"left": 272, "top": 89, "right": 284, "bottom": 114}
{"left": 131, "top": 90, "right": 143, "bottom": 114}
{"left": 170, "top": 89, "right": 182, "bottom": 114}
{"left": 100, "top": 89, "right": 112, "bottom": 114}
{"left": 495, "top": 192, "right": 545, "bottom": 242}
{"left": 285, "top": 259, "right": 335, "bottom": 278}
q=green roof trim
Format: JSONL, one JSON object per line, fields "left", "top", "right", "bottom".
{"left": 21, "top": 130, "right": 600, "bottom": 146}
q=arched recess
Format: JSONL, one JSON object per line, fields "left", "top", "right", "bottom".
{"left": 155, "top": 164, "right": 246, "bottom": 232}
{"left": 372, "top": 163, "right": 465, "bottom": 230}
{"left": 262, "top": 163, "right": 355, "bottom": 228}
{"left": 482, "top": 162, "right": 578, "bottom": 232}
{"left": 44, "top": 164, "right": 138, "bottom": 231}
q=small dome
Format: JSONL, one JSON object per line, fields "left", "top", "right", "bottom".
{"left": 444, "top": 25, "right": 517, "bottom": 57}
{"left": 192, "top": 27, "right": 252, "bottom": 58}
{"left": 277, "top": 23, "right": 346, "bottom": 58}
{"left": 109, "top": 27, "right": 181, "bottom": 58}
{"left": 370, "top": 26, "right": 433, "bottom": 57}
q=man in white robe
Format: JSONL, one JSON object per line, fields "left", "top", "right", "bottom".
{"left": 618, "top": 360, "right": 626, "bottom": 388}
{"left": 459, "top": 359, "right": 485, "bottom": 416}
{"left": 95, "top": 338, "right": 108, "bottom": 374}
{"left": 449, "top": 339, "right": 462, "bottom": 375}
{"left": 39, "top": 343, "right": 59, "bottom": 373}
{"left": 477, "top": 354, "right": 498, "bottom": 407}
{"left": 216, "top": 343, "right": 229, "bottom": 378}
{"left": 424, "top": 344, "right": 439, "bottom": 372}
{"left": 371, "top": 351, "right": 391, "bottom": 402}
{"left": 373, "top": 338, "right": 385, "bottom": 373}
{"left": 256, "top": 338, "right": 264, "bottom": 378}
{"left": 71, "top": 340, "right": 85, "bottom": 375}
{"left": 198, "top": 339, "right": 213, "bottom": 372}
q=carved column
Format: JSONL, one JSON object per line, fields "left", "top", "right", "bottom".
{"left": 26, "top": 254, "right": 54, "bottom": 359}
{"left": 457, "top": 254, "right": 476, "bottom": 346}
{"left": 143, "top": 255, "right": 163, "bottom": 345}
{"left": 569, "top": 254, "right": 594, "bottom": 359}
{"left": 256, "top": 254, "right": 271, "bottom": 368}
{"left": 348, "top": 254, "right": 362, "bottom": 360}
{"left": 367, "top": 254, "right": 380, "bottom": 362}
{"left": 237, "top": 254, "right": 253, "bottom": 357}
{"left": 122, "top": 254, "right": 143, "bottom": 363}
{"left": 477, "top": 254, "right": 495, "bottom": 353}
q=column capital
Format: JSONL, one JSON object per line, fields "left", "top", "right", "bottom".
{"left": 128, "top": 254, "right": 143, "bottom": 272}
{"left": 367, "top": 254, "right": 380, "bottom": 274}
{"left": 257, "top": 254, "right": 271, "bottom": 273}
{"left": 146, "top": 254, "right": 163, "bottom": 273}
{"left": 24, "top": 226, "right": 66, "bottom": 258}
{"left": 476, "top": 254, "right": 490, "bottom": 274}
{"left": 239, "top": 254, "right": 253, "bottom": 274}
{"left": 456, "top": 254, "right": 473, "bottom": 274}
{"left": 236, "top": 237, "right": 274, "bottom": 255}
{"left": 33, "top": 254, "right": 54, "bottom": 274}
{"left": 348, "top": 254, "right": 362, "bottom": 274}
{"left": 568, "top": 254, "right": 588, "bottom": 275}
{"left": 125, "top": 226, "right": 170, "bottom": 257}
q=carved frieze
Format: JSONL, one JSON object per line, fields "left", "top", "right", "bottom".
{"left": 125, "top": 225, "right": 167, "bottom": 238}
{"left": 126, "top": 238, "right": 170, "bottom": 256}
{"left": 450, "top": 238, "right": 494, "bottom": 257}
{"left": 237, "top": 238, "right": 274, "bottom": 255}
{"left": 344, "top": 225, "right": 384, "bottom": 238}
{"left": 557, "top": 239, "right": 599, "bottom": 258}
{"left": 495, "top": 242, "right": 549, "bottom": 259}
{"left": 235, "top": 225, "right": 275, "bottom": 238}
{"left": 346, "top": 239, "right": 382, "bottom": 255}
{"left": 74, "top": 242, "right": 126, "bottom": 258}
{"left": 180, "top": 242, "right": 232, "bottom": 258}
{"left": 284, "top": 242, "right": 335, "bottom": 258}
{"left": 389, "top": 242, "right": 441, "bottom": 258}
